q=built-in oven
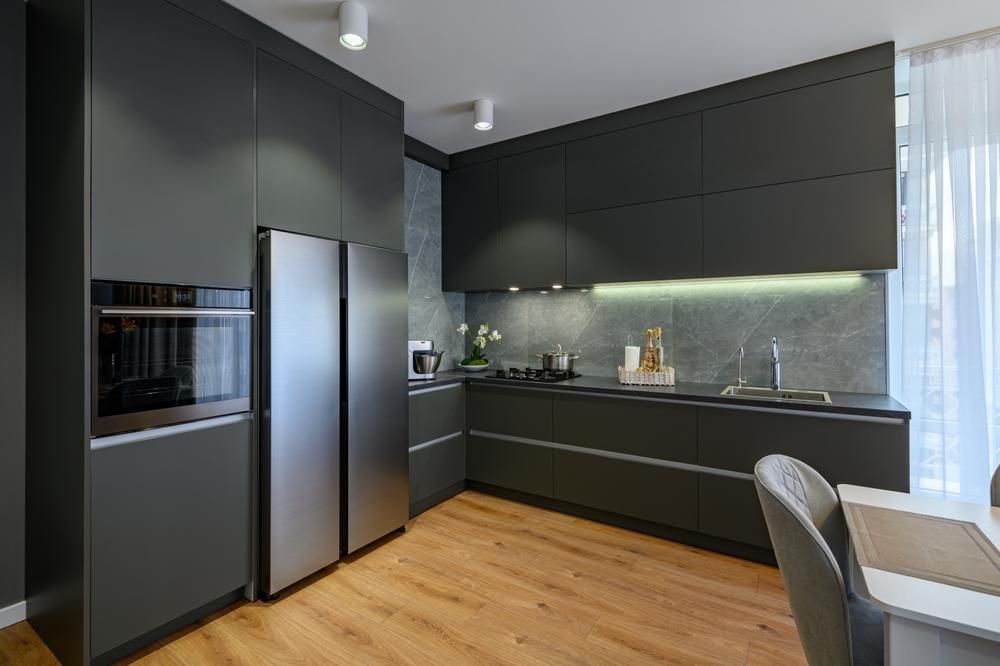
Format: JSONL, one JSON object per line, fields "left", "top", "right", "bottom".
{"left": 91, "top": 281, "right": 253, "bottom": 437}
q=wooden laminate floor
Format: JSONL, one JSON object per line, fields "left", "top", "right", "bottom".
{"left": 0, "top": 491, "right": 806, "bottom": 665}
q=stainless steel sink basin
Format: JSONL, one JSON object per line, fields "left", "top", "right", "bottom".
{"left": 721, "top": 385, "right": 832, "bottom": 404}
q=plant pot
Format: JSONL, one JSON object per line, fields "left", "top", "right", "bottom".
{"left": 459, "top": 361, "right": 491, "bottom": 373}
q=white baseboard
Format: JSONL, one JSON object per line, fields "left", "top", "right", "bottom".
{"left": 0, "top": 600, "right": 26, "bottom": 629}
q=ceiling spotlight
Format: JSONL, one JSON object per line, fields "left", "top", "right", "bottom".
{"left": 339, "top": 2, "right": 368, "bottom": 50}
{"left": 508, "top": 286, "right": 519, "bottom": 292}
{"left": 473, "top": 99, "right": 494, "bottom": 131}
{"left": 551, "top": 284, "right": 563, "bottom": 290}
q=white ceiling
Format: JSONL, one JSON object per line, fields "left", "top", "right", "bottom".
{"left": 223, "top": 0, "right": 1000, "bottom": 155}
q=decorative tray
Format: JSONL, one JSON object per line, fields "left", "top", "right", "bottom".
{"left": 618, "top": 366, "right": 675, "bottom": 386}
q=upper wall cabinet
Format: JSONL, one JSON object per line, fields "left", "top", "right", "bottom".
{"left": 442, "top": 161, "right": 500, "bottom": 292}
{"left": 702, "top": 68, "right": 895, "bottom": 193}
{"left": 499, "top": 146, "right": 566, "bottom": 289}
{"left": 703, "top": 169, "right": 897, "bottom": 277}
{"left": 565, "top": 113, "right": 701, "bottom": 213}
{"left": 341, "top": 95, "right": 405, "bottom": 251}
{"left": 257, "top": 50, "right": 342, "bottom": 240}
{"left": 91, "top": 0, "right": 254, "bottom": 288}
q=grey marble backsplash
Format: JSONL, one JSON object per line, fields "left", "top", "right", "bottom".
{"left": 405, "top": 158, "right": 466, "bottom": 365}
{"left": 405, "top": 158, "right": 887, "bottom": 394}
{"left": 466, "top": 275, "right": 887, "bottom": 394}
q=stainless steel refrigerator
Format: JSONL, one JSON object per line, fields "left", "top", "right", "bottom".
{"left": 259, "top": 230, "right": 408, "bottom": 596}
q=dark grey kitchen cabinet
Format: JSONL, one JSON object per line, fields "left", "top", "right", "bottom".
{"left": 702, "top": 68, "right": 894, "bottom": 193}
{"left": 498, "top": 145, "right": 566, "bottom": 289}
{"left": 552, "top": 393, "right": 697, "bottom": 463}
{"left": 91, "top": 0, "right": 254, "bottom": 288}
{"left": 702, "top": 169, "right": 898, "bottom": 277}
{"left": 341, "top": 94, "right": 405, "bottom": 251}
{"left": 467, "top": 383, "right": 552, "bottom": 441}
{"left": 697, "top": 406, "right": 909, "bottom": 491}
{"left": 442, "top": 161, "right": 500, "bottom": 292}
{"left": 257, "top": 50, "right": 342, "bottom": 240}
{"left": 90, "top": 418, "right": 252, "bottom": 659}
{"left": 698, "top": 475, "right": 772, "bottom": 549}
{"left": 409, "top": 384, "right": 466, "bottom": 512}
{"left": 566, "top": 196, "right": 702, "bottom": 285}
{"left": 409, "top": 383, "right": 465, "bottom": 447}
{"left": 467, "top": 435, "right": 554, "bottom": 497}
{"left": 565, "top": 113, "right": 701, "bottom": 213}
{"left": 553, "top": 450, "right": 698, "bottom": 530}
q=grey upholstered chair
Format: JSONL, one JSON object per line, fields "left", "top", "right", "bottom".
{"left": 992, "top": 464, "right": 1000, "bottom": 508}
{"left": 754, "top": 455, "right": 884, "bottom": 666}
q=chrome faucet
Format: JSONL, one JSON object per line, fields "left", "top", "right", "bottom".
{"left": 770, "top": 336, "right": 781, "bottom": 390}
{"left": 737, "top": 346, "right": 748, "bottom": 387}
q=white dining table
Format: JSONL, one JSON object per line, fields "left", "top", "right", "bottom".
{"left": 837, "top": 484, "right": 1000, "bottom": 666}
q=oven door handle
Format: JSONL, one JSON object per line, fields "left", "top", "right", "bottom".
{"left": 96, "top": 308, "right": 254, "bottom": 316}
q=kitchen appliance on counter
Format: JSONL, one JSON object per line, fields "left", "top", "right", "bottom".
{"left": 91, "top": 281, "right": 253, "bottom": 437}
{"left": 259, "top": 230, "right": 408, "bottom": 597}
{"left": 536, "top": 344, "right": 581, "bottom": 373}
{"left": 408, "top": 339, "right": 444, "bottom": 380}
{"left": 492, "top": 367, "right": 580, "bottom": 383}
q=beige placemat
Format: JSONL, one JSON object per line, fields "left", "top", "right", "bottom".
{"left": 843, "top": 501, "right": 1000, "bottom": 597}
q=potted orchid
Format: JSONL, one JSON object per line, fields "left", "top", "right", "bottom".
{"left": 457, "top": 322, "right": 502, "bottom": 372}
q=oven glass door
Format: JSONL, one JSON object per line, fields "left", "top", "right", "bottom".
{"left": 94, "top": 308, "right": 252, "bottom": 436}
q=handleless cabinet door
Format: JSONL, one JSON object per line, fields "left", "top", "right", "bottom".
{"left": 499, "top": 145, "right": 566, "bottom": 289}
{"left": 91, "top": 418, "right": 252, "bottom": 658}
{"left": 442, "top": 161, "right": 500, "bottom": 291}
{"left": 341, "top": 96, "right": 405, "bottom": 251}
{"left": 565, "top": 113, "right": 701, "bottom": 213}
{"left": 702, "top": 68, "right": 895, "bottom": 193}
{"left": 91, "top": 0, "right": 254, "bottom": 287}
{"left": 257, "top": 51, "right": 341, "bottom": 240}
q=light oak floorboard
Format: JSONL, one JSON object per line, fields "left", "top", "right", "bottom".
{"left": 0, "top": 490, "right": 807, "bottom": 665}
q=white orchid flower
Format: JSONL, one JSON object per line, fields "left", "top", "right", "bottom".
{"left": 474, "top": 335, "right": 487, "bottom": 349}
{"left": 488, "top": 330, "right": 501, "bottom": 342}
{"left": 477, "top": 323, "right": 490, "bottom": 336}
{"left": 457, "top": 323, "right": 469, "bottom": 334}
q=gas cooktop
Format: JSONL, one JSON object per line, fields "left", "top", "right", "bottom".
{"left": 491, "top": 367, "right": 580, "bottom": 383}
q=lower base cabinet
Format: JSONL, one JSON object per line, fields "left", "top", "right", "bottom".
{"left": 467, "top": 434, "right": 554, "bottom": 497}
{"left": 553, "top": 450, "right": 698, "bottom": 530}
{"left": 90, "top": 417, "right": 252, "bottom": 659}
{"left": 698, "top": 474, "right": 772, "bottom": 549}
{"left": 410, "top": 434, "right": 466, "bottom": 507}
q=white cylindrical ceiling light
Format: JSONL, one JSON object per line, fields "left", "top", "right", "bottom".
{"left": 473, "top": 99, "right": 494, "bottom": 131}
{"left": 339, "top": 2, "right": 368, "bottom": 50}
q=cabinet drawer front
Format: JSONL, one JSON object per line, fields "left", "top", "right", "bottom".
{"left": 702, "top": 169, "right": 897, "bottom": 277}
{"left": 566, "top": 197, "right": 702, "bottom": 285}
{"left": 409, "top": 384, "right": 465, "bottom": 446}
{"left": 703, "top": 68, "right": 894, "bottom": 193}
{"left": 553, "top": 450, "right": 697, "bottom": 530}
{"left": 467, "top": 384, "right": 552, "bottom": 440}
{"left": 91, "top": 419, "right": 252, "bottom": 657}
{"left": 699, "top": 475, "right": 771, "bottom": 549}
{"left": 553, "top": 393, "right": 697, "bottom": 463}
{"left": 697, "top": 407, "right": 909, "bottom": 490}
{"left": 566, "top": 113, "right": 701, "bottom": 213}
{"left": 467, "top": 434, "right": 553, "bottom": 497}
{"left": 410, "top": 434, "right": 466, "bottom": 505}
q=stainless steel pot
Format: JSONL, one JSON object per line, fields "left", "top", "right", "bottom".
{"left": 536, "top": 344, "right": 580, "bottom": 372}
{"left": 412, "top": 350, "right": 444, "bottom": 375}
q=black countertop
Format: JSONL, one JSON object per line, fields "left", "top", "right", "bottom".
{"left": 407, "top": 370, "right": 468, "bottom": 391}
{"left": 462, "top": 374, "right": 910, "bottom": 420}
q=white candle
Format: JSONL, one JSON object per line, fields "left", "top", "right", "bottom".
{"left": 624, "top": 346, "right": 640, "bottom": 372}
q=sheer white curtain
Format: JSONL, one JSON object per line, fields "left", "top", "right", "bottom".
{"left": 902, "top": 33, "right": 1000, "bottom": 503}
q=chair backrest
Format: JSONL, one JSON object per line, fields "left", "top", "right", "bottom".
{"left": 992, "top": 464, "right": 1000, "bottom": 508}
{"left": 754, "top": 455, "right": 853, "bottom": 666}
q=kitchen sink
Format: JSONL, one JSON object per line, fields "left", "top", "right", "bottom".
{"left": 721, "top": 385, "right": 832, "bottom": 404}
